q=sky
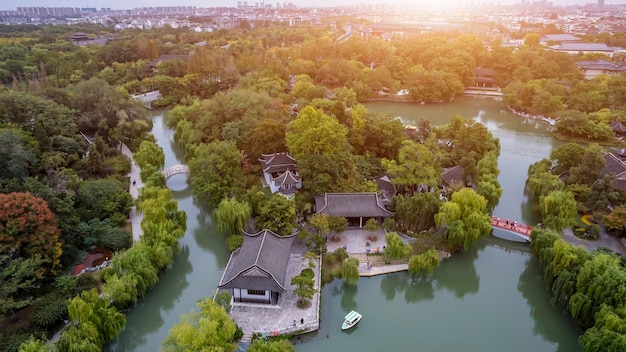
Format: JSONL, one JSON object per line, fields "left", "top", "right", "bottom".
{"left": 2, "top": 0, "right": 616, "bottom": 11}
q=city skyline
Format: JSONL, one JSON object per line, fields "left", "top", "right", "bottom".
{"left": 1, "top": 0, "right": 615, "bottom": 11}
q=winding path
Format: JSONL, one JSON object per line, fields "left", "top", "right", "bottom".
{"left": 121, "top": 143, "right": 144, "bottom": 242}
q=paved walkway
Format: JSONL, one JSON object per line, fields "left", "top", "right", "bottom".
{"left": 326, "top": 229, "right": 424, "bottom": 277}
{"left": 229, "top": 255, "right": 321, "bottom": 336}
{"left": 121, "top": 143, "right": 144, "bottom": 242}
{"left": 561, "top": 227, "right": 626, "bottom": 254}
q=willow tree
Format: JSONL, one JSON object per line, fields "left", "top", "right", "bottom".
{"left": 214, "top": 197, "right": 251, "bottom": 236}
{"left": 385, "top": 232, "right": 412, "bottom": 260}
{"left": 579, "top": 305, "right": 626, "bottom": 352}
{"left": 570, "top": 253, "right": 626, "bottom": 328}
{"left": 539, "top": 190, "right": 577, "bottom": 231}
{"left": 341, "top": 257, "right": 360, "bottom": 285}
{"left": 408, "top": 248, "right": 440, "bottom": 277}
{"left": 435, "top": 188, "right": 491, "bottom": 251}
{"left": 475, "top": 150, "right": 503, "bottom": 212}
{"left": 65, "top": 289, "right": 126, "bottom": 347}
{"left": 525, "top": 158, "right": 564, "bottom": 199}
{"left": 161, "top": 297, "right": 239, "bottom": 352}
{"left": 135, "top": 140, "right": 165, "bottom": 181}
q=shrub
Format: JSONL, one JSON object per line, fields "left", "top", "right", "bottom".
{"left": 331, "top": 266, "right": 342, "bottom": 278}
{"left": 30, "top": 293, "right": 68, "bottom": 328}
{"left": 322, "top": 252, "right": 336, "bottom": 265}
{"left": 100, "top": 228, "right": 132, "bottom": 252}
{"left": 226, "top": 234, "right": 243, "bottom": 251}
{"left": 334, "top": 247, "right": 349, "bottom": 261}
{"left": 382, "top": 217, "right": 395, "bottom": 231}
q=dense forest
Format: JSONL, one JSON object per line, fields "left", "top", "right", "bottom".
{"left": 0, "top": 18, "right": 625, "bottom": 352}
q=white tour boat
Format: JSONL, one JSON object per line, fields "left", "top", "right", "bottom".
{"left": 341, "top": 310, "right": 362, "bottom": 330}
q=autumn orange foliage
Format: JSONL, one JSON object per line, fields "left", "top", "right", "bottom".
{"left": 0, "top": 192, "right": 63, "bottom": 275}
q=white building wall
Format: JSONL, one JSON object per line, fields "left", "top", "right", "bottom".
{"left": 241, "top": 289, "right": 270, "bottom": 302}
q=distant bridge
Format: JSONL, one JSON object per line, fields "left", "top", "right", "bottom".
{"left": 491, "top": 216, "right": 532, "bottom": 243}
{"left": 162, "top": 164, "right": 188, "bottom": 181}
{"left": 131, "top": 90, "right": 162, "bottom": 106}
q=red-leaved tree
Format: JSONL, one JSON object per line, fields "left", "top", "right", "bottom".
{"left": 0, "top": 192, "right": 62, "bottom": 275}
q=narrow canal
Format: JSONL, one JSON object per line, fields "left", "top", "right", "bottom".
{"left": 108, "top": 97, "right": 579, "bottom": 351}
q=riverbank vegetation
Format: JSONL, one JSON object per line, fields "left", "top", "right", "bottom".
{"left": 530, "top": 229, "right": 626, "bottom": 351}
{"left": 525, "top": 142, "right": 626, "bottom": 239}
{"left": 1, "top": 17, "right": 624, "bottom": 351}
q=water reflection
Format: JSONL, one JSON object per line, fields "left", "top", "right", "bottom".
{"left": 517, "top": 258, "right": 582, "bottom": 352}
{"left": 330, "top": 282, "right": 358, "bottom": 312}
{"left": 107, "top": 245, "right": 192, "bottom": 351}
{"left": 404, "top": 277, "right": 435, "bottom": 303}
{"left": 433, "top": 247, "right": 480, "bottom": 299}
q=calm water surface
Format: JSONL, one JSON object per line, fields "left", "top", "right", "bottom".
{"left": 108, "top": 98, "right": 579, "bottom": 352}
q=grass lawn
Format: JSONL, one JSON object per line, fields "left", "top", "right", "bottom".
{"left": 410, "top": 230, "right": 449, "bottom": 254}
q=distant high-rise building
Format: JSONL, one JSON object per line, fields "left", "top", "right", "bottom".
{"left": 598, "top": 0, "right": 604, "bottom": 7}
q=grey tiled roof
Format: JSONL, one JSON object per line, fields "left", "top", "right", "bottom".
{"left": 600, "top": 153, "right": 626, "bottom": 190}
{"left": 314, "top": 193, "right": 394, "bottom": 218}
{"left": 259, "top": 152, "right": 297, "bottom": 173}
{"left": 441, "top": 165, "right": 465, "bottom": 186}
{"left": 218, "top": 230, "right": 295, "bottom": 292}
{"left": 551, "top": 43, "right": 615, "bottom": 52}
{"left": 273, "top": 169, "right": 301, "bottom": 186}
{"left": 541, "top": 34, "right": 581, "bottom": 42}
{"left": 576, "top": 59, "right": 626, "bottom": 72}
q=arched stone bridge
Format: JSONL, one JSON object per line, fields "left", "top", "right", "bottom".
{"left": 162, "top": 164, "right": 188, "bottom": 180}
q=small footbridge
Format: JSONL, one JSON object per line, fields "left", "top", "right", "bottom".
{"left": 162, "top": 164, "right": 188, "bottom": 180}
{"left": 491, "top": 216, "right": 532, "bottom": 243}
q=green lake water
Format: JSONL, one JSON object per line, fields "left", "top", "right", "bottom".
{"left": 107, "top": 97, "right": 579, "bottom": 352}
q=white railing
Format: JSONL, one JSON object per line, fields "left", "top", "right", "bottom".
{"left": 162, "top": 164, "right": 189, "bottom": 180}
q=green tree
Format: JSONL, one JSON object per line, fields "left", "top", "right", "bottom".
{"left": 382, "top": 140, "right": 441, "bottom": 194}
{"left": 384, "top": 232, "right": 412, "bottom": 260}
{"left": 255, "top": 194, "right": 296, "bottom": 235}
{"left": 393, "top": 192, "right": 440, "bottom": 234}
{"left": 550, "top": 142, "right": 587, "bottom": 175}
{"left": 365, "top": 217, "right": 378, "bottom": 234}
{"left": 0, "top": 249, "right": 43, "bottom": 317}
{"left": 188, "top": 141, "right": 245, "bottom": 207}
{"left": 65, "top": 288, "right": 126, "bottom": 346}
{"left": 570, "top": 254, "right": 626, "bottom": 328}
{"left": 247, "top": 339, "right": 296, "bottom": 352}
{"left": 291, "top": 268, "right": 316, "bottom": 307}
{"left": 341, "top": 257, "right": 360, "bottom": 285}
{"left": 161, "top": 297, "right": 239, "bottom": 352}
{"left": 603, "top": 206, "right": 626, "bottom": 237}
{"left": 214, "top": 197, "right": 251, "bottom": 236}
{"left": 18, "top": 336, "right": 54, "bottom": 352}
{"left": 580, "top": 305, "right": 626, "bottom": 352}
{"left": 0, "top": 91, "right": 81, "bottom": 156}
{"left": 309, "top": 213, "right": 330, "bottom": 237}
{"left": 408, "top": 248, "right": 440, "bottom": 276}
{"left": 435, "top": 188, "right": 491, "bottom": 251}
{"left": 134, "top": 140, "right": 165, "bottom": 179}
{"left": 329, "top": 216, "right": 349, "bottom": 239}
{"left": 76, "top": 179, "right": 133, "bottom": 225}
{"left": 0, "top": 128, "right": 38, "bottom": 181}
{"left": 286, "top": 106, "right": 348, "bottom": 160}
{"left": 71, "top": 77, "right": 150, "bottom": 148}
{"left": 539, "top": 190, "right": 577, "bottom": 231}
{"left": 525, "top": 158, "right": 564, "bottom": 199}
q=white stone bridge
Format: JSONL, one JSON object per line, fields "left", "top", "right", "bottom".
{"left": 162, "top": 164, "right": 188, "bottom": 180}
